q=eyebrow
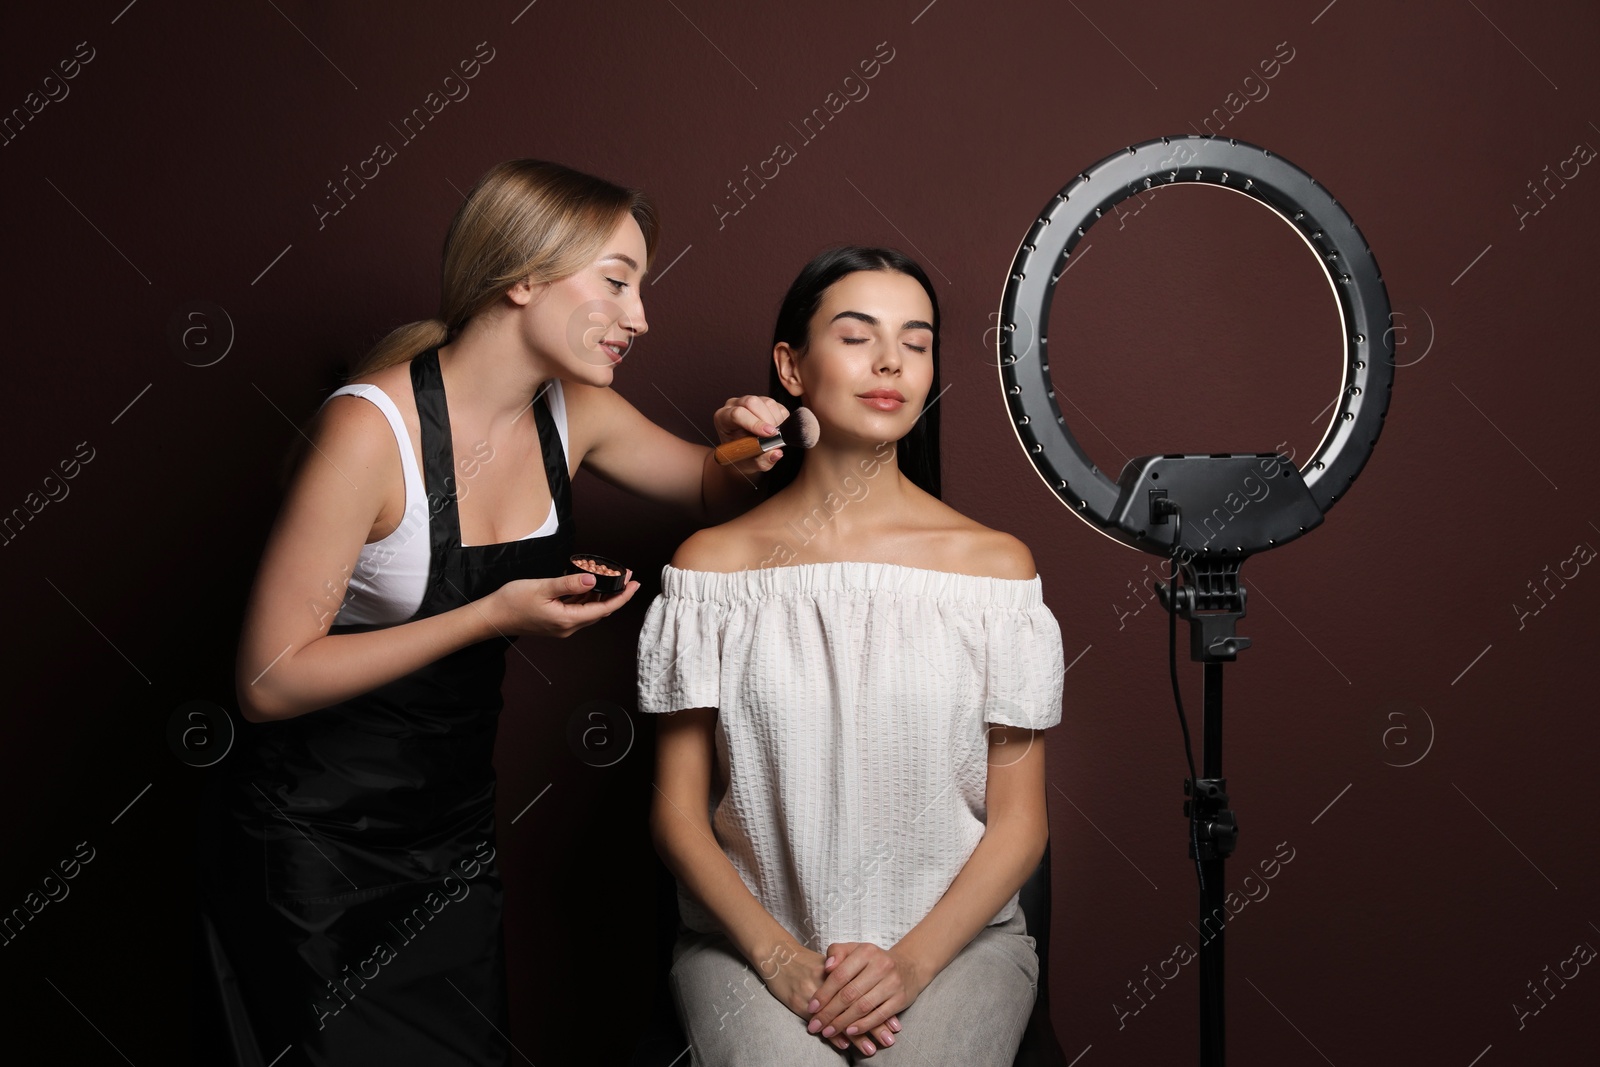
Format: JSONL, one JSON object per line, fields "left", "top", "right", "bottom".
{"left": 600, "top": 252, "right": 640, "bottom": 272}
{"left": 829, "top": 310, "right": 934, "bottom": 331}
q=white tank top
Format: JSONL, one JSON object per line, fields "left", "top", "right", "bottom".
{"left": 322, "top": 380, "right": 570, "bottom": 627}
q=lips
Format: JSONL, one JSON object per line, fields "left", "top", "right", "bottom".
{"left": 598, "top": 339, "right": 628, "bottom": 363}
{"left": 857, "top": 387, "right": 905, "bottom": 411}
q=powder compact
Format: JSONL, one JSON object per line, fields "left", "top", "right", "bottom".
{"left": 566, "top": 553, "right": 628, "bottom": 597}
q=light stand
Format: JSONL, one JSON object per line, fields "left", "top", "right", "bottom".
{"left": 994, "top": 136, "right": 1395, "bottom": 1067}
{"left": 1160, "top": 538, "right": 1245, "bottom": 1067}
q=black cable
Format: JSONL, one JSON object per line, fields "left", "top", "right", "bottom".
{"left": 1160, "top": 504, "right": 1207, "bottom": 896}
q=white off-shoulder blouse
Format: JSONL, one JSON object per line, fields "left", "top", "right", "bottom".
{"left": 637, "top": 561, "right": 1066, "bottom": 950}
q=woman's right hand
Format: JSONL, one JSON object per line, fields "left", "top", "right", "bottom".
{"left": 487, "top": 573, "right": 640, "bottom": 638}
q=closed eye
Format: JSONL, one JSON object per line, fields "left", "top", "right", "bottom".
{"left": 606, "top": 277, "right": 628, "bottom": 292}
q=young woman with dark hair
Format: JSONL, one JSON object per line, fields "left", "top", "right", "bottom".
{"left": 640, "top": 247, "right": 1065, "bottom": 1064}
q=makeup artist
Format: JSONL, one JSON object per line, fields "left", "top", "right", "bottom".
{"left": 197, "top": 159, "right": 788, "bottom": 1067}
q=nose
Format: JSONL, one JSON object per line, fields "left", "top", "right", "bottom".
{"left": 620, "top": 290, "right": 648, "bottom": 337}
{"left": 875, "top": 340, "right": 900, "bottom": 374}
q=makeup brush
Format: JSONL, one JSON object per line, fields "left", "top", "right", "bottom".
{"left": 713, "top": 406, "right": 820, "bottom": 466}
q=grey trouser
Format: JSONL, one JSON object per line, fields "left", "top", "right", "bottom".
{"left": 667, "top": 909, "right": 1038, "bottom": 1066}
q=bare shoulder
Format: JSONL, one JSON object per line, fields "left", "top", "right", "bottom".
{"left": 670, "top": 509, "right": 781, "bottom": 572}
{"left": 950, "top": 526, "right": 1037, "bottom": 580}
{"left": 268, "top": 389, "right": 399, "bottom": 552}
{"left": 304, "top": 371, "right": 414, "bottom": 526}
{"left": 916, "top": 498, "right": 1037, "bottom": 580}
{"left": 329, "top": 364, "right": 415, "bottom": 428}
{"left": 314, "top": 388, "right": 400, "bottom": 465}
{"left": 968, "top": 528, "right": 1037, "bottom": 580}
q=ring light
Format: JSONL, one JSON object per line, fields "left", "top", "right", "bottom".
{"left": 996, "top": 135, "right": 1394, "bottom": 560}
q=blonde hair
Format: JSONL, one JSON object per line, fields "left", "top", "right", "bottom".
{"left": 350, "top": 159, "right": 660, "bottom": 377}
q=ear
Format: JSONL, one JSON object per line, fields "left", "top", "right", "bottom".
{"left": 773, "top": 342, "right": 805, "bottom": 398}
{"left": 507, "top": 276, "right": 546, "bottom": 307}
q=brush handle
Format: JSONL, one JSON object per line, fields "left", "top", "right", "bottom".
{"left": 714, "top": 433, "right": 782, "bottom": 465}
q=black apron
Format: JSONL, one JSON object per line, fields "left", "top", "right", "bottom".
{"left": 200, "top": 347, "right": 573, "bottom": 1066}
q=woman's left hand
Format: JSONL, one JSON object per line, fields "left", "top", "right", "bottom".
{"left": 806, "top": 942, "right": 926, "bottom": 1047}
{"left": 712, "top": 394, "right": 792, "bottom": 474}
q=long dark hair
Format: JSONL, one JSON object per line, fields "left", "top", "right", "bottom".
{"left": 764, "top": 246, "right": 942, "bottom": 499}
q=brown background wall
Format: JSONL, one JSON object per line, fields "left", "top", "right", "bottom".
{"left": 1, "top": 1, "right": 1596, "bottom": 1063}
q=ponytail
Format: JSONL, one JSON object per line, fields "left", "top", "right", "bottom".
{"left": 349, "top": 318, "right": 453, "bottom": 379}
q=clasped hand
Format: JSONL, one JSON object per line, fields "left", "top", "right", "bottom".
{"left": 765, "top": 942, "right": 923, "bottom": 1057}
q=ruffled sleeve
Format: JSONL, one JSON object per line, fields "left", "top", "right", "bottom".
{"left": 636, "top": 567, "right": 728, "bottom": 715}
{"left": 981, "top": 586, "right": 1066, "bottom": 730}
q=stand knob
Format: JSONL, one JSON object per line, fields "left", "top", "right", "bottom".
{"left": 1209, "top": 810, "right": 1239, "bottom": 858}
{"left": 1184, "top": 778, "right": 1239, "bottom": 860}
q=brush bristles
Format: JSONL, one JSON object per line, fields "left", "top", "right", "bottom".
{"left": 790, "top": 406, "right": 821, "bottom": 449}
